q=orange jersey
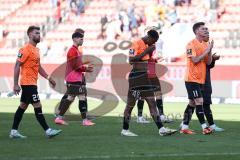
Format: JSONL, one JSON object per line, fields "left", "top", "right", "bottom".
{"left": 17, "top": 43, "right": 40, "bottom": 85}
{"left": 185, "top": 38, "right": 209, "bottom": 84}
{"left": 129, "top": 39, "right": 149, "bottom": 61}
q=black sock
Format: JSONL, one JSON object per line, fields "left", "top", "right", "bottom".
{"left": 79, "top": 100, "right": 87, "bottom": 119}
{"left": 123, "top": 106, "right": 134, "bottom": 130}
{"left": 183, "top": 104, "right": 195, "bottom": 125}
{"left": 58, "top": 99, "right": 72, "bottom": 116}
{"left": 123, "top": 116, "right": 130, "bottom": 130}
{"left": 152, "top": 115, "right": 163, "bottom": 129}
{"left": 196, "top": 105, "right": 206, "bottom": 125}
{"left": 203, "top": 103, "right": 214, "bottom": 126}
{"left": 12, "top": 107, "right": 26, "bottom": 130}
{"left": 156, "top": 99, "right": 164, "bottom": 115}
{"left": 34, "top": 107, "right": 49, "bottom": 131}
{"left": 137, "top": 100, "right": 144, "bottom": 117}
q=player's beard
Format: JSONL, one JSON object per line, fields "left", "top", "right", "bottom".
{"left": 33, "top": 37, "right": 40, "bottom": 44}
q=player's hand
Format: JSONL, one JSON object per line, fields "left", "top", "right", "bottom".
{"left": 85, "top": 64, "right": 94, "bottom": 72}
{"left": 156, "top": 56, "right": 165, "bottom": 62}
{"left": 207, "top": 40, "right": 214, "bottom": 53}
{"left": 83, "top": 60, "right": 91, "bottom": 65}
{"left": 13, "top": 84, "right": 21, "bottom": 95}
{"left": 48, "top": 77, "right": 56, "bottom": 88}
{"left": 212, "top": 53, "right": 220, "bottom": 60}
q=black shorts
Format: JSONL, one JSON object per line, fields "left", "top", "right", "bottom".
{"left": 66, "top": 81, "right": 86, "bottom": 95}
{"left": 20, "top": 85, "right": 40, "bottom": 104}
{"left": 149, "top": 76, "right": 161, "bottom": 93}
{"left": 185, "top": 82, "right": 203, "bottom": 100}
{"left": 128, "top": 70, "right": 155, "bottom": 100}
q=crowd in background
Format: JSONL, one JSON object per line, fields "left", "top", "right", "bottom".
{"left": 98, "top": 0, "right": 226, "bottom": 41}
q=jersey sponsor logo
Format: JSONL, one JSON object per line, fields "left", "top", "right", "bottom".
{"left": 17, "top": 52, "right": 23, "bottom": 58}
{"left": 187, "top": 49, "right": 192, "bottom": 55}
{"left": 129, "top": 49, "right": 135, "bottom": 55}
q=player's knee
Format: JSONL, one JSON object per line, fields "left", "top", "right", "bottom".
{"left": 127, "top": 98, "right": 136, "bottom": 107}
{"left": 20, "top": 103, "right": 28, "bottom": 110}
{"left": 78, "top": 94, "right": 86, "bottom": 101}
{"left": 124, "top": 105, "right": 134, "bottom": 115}
{"left": 188, "top": 99, "right": 195, "bottom": 107}
{"left": 32, "top": 102, "right": 42, "bottom": 108}
{"left": 155, "top": 91, "right": 162, "bottom": 99}
{"left": 194, "top": 98, "right": 203, "bottom": 105}
{"left": 67, "top": 95, "right": 75, "bottom": 102}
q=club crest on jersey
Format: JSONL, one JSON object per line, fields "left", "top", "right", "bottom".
{"left": 187, "top": 49, "right": 192, "bottom": 55}
{"left": 17, "top": 52, "right": 23, "bottom": 58}
{"left": 129, "top": 49, "right": 135, "bottom": 55}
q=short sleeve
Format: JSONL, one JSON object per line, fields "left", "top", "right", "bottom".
{"left": 129, "top": 41, "right": 139, "bottom": 57}
{"left": 17, "top": 48, "right": 29, "bottom": 63}
{"left": 186, "top": 43, "right": 196, "bottom": 58}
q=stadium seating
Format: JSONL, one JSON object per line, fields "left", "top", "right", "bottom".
{"left": 0, "top": 0, "right": 239, "bottom": 64}
{"left": 0, "top": 0, "right": 28, "bottom": 20}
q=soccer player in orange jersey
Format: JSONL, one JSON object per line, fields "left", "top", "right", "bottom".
{"left": 180, "top": 22, "right": 214, "bottom": 135}
{"left": 9, "top": 26, "right": 62, "bottom": 139}
{"left": 121, "top": 30, "right": 177, "bottom": 136}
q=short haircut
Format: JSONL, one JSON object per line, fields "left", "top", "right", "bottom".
{"left": 27, "top": 26, "right": 40, "bottom": 36}
{"left": 193, "top": 22, "right": 205, "bottom": 34}
{"left": 147, "top": 29, "right": 159, "bottom": 41}
{"left": 72, "top": 32, "right": 83, "bottom": 39}
{"left": 75, "top": 28, "right": 85, "bottom": 35}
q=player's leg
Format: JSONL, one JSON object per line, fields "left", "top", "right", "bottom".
{"left": 33, "top": 102, "right": 62, "bottom": 138}
{"left": 55, "top": 82, "right": 80, "bottom": 125}
{"left": 203, "top": 100, "right": 224, "bottom": 131}
{"left": 180, "top": 82, "right": 197, "bottom": 134}
{"left": 10, "top": 85, "right": 34, "bottom": 138}
{"left": 29, "top": 85, "right": 61, "bottom": 138}
{"left": 9, "top": 101, "right": 28, "bottom": 139}
{"left": 121, "top": 91, "right": 138, "bottom": 136}
{"left": 145, "top": 97, "right": 177, "bottom": 136}
{"left": 155, "top": 91, "right": 173, "bottom": 123}
{"left": 150, "top": 77, "right": 172, "bottom": 123}
{"left": 192, "top": 84, "right": 213, "bottom": 134}
{"left": 55, "top": 94, "right": 74, "bottom": 125}
{"left": 54, "top": 94, "right": 68, "bottom": 116}
{"left": 181, "top": 99, "right": 195, "bottom": 131}
{"left": 78, "top": 94, "right": 95, "bottom": 126}
{"left": 137, "top": 99, "right": 144, "bottom": 117}
{"left": 136, "top": 99, "right": 150, "bottom": 123}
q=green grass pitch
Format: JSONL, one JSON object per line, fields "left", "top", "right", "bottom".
{"left": 0, "top": 98, "right": 240, "bottom": 160}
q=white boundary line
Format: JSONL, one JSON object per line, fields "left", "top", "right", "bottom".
{"left": 4, "top": 152, "right": 240, "bottom": 160}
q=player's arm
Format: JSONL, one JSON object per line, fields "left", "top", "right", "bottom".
{"left": 189, "top": 40, "right": 214, "bottom": 64}
{"left": 69, "top": 55, "right": 93, "bottom": 73}
{"left": 206, "top": 52, "right": 212, "bottom": 65}
{"left": 13, "top": 60, "right": 22, "bottom": 95}
{"left": 39, "top": 65, "right": 56, "bottom": 88}
{"left": 208, "top": 53, "right": 220, "bottom": 69}
{"left": 13, "top": 50, "right": 28, "bottom": 94}
{"left": 190, "top": 49, "right": 209, "bottom": 64}
{"left": 129, "top": 45, "right": 155, "bottom": 62}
